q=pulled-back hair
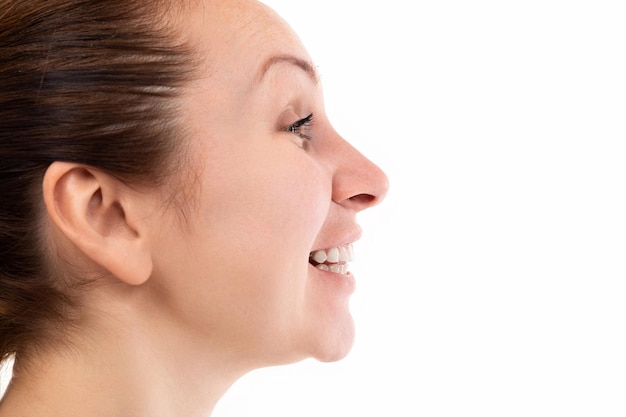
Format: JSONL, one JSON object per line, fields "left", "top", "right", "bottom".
{"left": 0, "top": 0, "right": 197, "bottom": 363}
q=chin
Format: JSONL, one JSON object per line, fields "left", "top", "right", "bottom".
{"left": 311, "top": 317, "right": 356, "bottom": 363}
{"left": 316, "top": 348, "right": 352, "bottom": 363}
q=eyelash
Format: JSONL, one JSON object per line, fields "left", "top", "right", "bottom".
{"left": 287, "top": 113, "right": 314, "bottom": 141}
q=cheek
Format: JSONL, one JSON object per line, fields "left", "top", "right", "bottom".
{"left": 178, "top": 154, "right": 330, "bottom": 341}
{"left": 258, "top": 171, "right": 328, "bottom": 243}
{"left": 210, "top": 152, "right": 328, "bottom": 247}
{"left": 192, "top": 149, "right": 330, "bottom": 294}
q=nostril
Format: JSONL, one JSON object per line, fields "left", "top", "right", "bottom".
{"left": 331, "top": 151, "right": 389, "bottom": 210}
{"left": 349, "top": 193, "right": 376, "bottom": 205}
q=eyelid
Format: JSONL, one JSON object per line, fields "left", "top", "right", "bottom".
{"left": 287, "top": 113, "right": 314, "bottom": 141}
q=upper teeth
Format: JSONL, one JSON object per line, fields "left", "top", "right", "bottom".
{"left": 309, "top": 244, "right": 354, "bottom": 274}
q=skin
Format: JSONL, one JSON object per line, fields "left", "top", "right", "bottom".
{"left": 0, "top": 1, "right": 388, "bottom": 416}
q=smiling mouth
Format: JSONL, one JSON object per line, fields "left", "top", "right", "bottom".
{"left": 309, "top": 243, "right": 354, "bottom": 275}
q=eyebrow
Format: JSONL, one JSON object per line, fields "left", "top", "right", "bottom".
{"left": 257, "top": 54, "right": 320, "bottom": 85}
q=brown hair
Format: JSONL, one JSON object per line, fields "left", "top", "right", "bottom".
{"left": 0, "top": 0, "right": 197, "bottom": 363}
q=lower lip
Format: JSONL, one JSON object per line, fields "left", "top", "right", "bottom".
{"left": 309, "top": 264, "right": 356, "bottom": 294}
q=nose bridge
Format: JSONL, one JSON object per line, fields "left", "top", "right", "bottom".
{"left": 331, "top": 137, "right": 389, "bottom": 211}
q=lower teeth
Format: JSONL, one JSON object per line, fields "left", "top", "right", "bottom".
{"left": 314, "top": 263, "right": 348, "bottom": 274}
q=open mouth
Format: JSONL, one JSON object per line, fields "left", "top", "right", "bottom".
{"left": 308, "top": 243, "right": 354, "bottom": 275}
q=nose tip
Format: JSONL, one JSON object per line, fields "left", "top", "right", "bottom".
{"left": 348, "top": 164, "right": 389, "bottom": 208}
{"left": 373, "top": 167, "right": 389, "bottom": 204}
{"left": 333, "top": 148, "right": 389, "bottom": 212}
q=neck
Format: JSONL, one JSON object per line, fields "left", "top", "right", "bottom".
{"left": 0, "top": 288, "right": 248, "bottom": 417}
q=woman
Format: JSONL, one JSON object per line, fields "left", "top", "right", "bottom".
{"left": 0, "top": 0, "right": 388, "bottom": 415}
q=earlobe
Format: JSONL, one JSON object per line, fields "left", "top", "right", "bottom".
{"left": 42, "top": 162, "right": 153, "bottom": 286}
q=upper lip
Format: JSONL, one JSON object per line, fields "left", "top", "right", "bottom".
{"left": 309, "top": 227, "right": 362, "bottom": 253}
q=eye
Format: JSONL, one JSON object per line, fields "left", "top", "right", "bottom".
{"left": 286, "top": 113, "right": 314, "bottom": 141}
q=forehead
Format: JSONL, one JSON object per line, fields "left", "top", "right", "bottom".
{"left": 183, "top": 0, "right": 310, "bottom": 85}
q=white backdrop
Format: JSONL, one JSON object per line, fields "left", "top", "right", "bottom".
{"left": 215, "top": 1, "right": 626, "bottom": 416}
{"left": 2, "top": 1, "right": 625, "bottom": 416}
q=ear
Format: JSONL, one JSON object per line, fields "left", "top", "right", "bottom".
{"left": 42, "top": 162, "right": 153, "bottom": 285}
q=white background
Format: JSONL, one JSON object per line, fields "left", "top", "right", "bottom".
{"left": 3, "top": 1, "right": 625, "bottom": 416}
{"left": 215, "top": 1, "right": 626, "bottom": 416}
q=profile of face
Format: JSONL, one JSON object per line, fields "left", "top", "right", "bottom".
{"left": 0, "top": 0, "right": 388, "bottom": 415}
{"left": 3, "top": 0, "right": 386, "bottom": 388}
{"left": 136, "top": 0, "right": 387, "bottom": 368}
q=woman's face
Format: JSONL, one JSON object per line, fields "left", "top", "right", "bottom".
{"left": 148, "top": 0, "right": 388, "bottom": 367}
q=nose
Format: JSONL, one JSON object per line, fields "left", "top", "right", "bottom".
{"left": 331, "top": 138, "right": 389, "bottom": 212}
